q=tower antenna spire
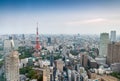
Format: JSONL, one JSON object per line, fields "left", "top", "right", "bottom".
{"left": 35, "top": 22, "right": 41, "bottom": 51}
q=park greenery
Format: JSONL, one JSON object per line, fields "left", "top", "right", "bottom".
{"left": 18, "top": 46, "right": 34, "bottom": 59}
{"left": 45, "top": 52, "right": 62, "bottom": 60}
{"left": 110, "top": 72, "right": 120, "bottom": 79}
{"left": 20, "top": 66, "right": 43, "bottom": 81}
{"left": 70, "top": 50, "right": 79, "bottom": 56}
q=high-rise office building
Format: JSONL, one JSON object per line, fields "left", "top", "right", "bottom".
{"left": 5, "top": 50, "right": 19, "bottom": 81}
{"left": 107, "top": 42, "right": 120, "bottom": 65}
{"left": 22, "top": 34, "right": 25, "bottom": 46}
{"left": 50, "top": 51, "right": 54, "bottom": 81}
{"left": 4, "top": 37, "right": 19, "bottom": 81}
{"left": 110, "top": 30, "right": 116, "bottom": 42}
{"left": 4, "top": 37, "right": 15, "bottom": 52}
{"left": 47, "top": 37, "right": 51, "bottom": 45}
{"left": 80, "top": 54, "right": 88, "bottom": 68}
{"left": 68, "top": 69, "right": 72, "bottom": 81}
{"left": 99, "top": 33, "right": 109, "bottom": 57}
{"left": 50, "top": 51, "right": 54, "bottom": 66}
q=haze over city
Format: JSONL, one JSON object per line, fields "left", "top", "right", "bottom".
{"left": 0, "top": 0, "right": 120, "bottom": 34}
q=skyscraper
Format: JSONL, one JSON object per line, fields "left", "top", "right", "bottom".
{"left": 80, "top": 54, "right": 88, "bottom": 68}
{"left": 4, "top": 38, "right": 19, "bottom": 81}
{"left": 99, "top": 33, "right": 109, "bottom": 57}
{"left": 50, "top": 51, "right": 54, "bottom": 66}
{"left": 5, "top": 51, "right": 19, "bottom": 81}
{"left": 47, "top": 37, "right": 51, "bottom": 45}
{"left": 4, "top": 37, "right": 15, "bottom": 52}
{"left": 22, "top": 34, "right": 25, "bottom": 46}
{"left": 107, "top": 42, "right": 120, "bottom": 65}
{"left": 50, "top": 51, "right": 54, "bottom": 81}
{"left": 110, "top": 30, "right": 116, "bottom": 42}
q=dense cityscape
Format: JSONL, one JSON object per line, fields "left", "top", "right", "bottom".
{"left": 1, "top": 0, "right": 120, "bottom": 81}
{"left": 0, "top": 28, "right": 120, "bottom": 81}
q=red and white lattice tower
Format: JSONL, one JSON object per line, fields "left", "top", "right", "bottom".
{"left": 35, "top": 23, "right": 41, "bottom": 51}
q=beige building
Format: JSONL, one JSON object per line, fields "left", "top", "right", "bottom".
{"left": 107, "top": 42, "right": 120, "bottom": 65}
{"left": 88, "top": 71, "right": 119, "bottom": 81}
{"left": 5, "top": 51, "right": 19, "bottom": 81}
{"left": 34, "top": 66, "right": 51, "bottom": 81}
{"left": 55, "top": 60, "right": 64, "bottom": 72}
{"left": 43, "top": 66, "right": 50, "bottom": 81}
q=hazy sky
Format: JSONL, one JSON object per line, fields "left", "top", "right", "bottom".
{"left": 0, "top": 0, "right": 120, "bottom": 34}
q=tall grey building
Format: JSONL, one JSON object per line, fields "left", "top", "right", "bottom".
{"left": 99, "top": 33, "right": 109, "bottom": 57}
{"left": 47, "top": 37, "right": 51, "bottom": 45}
{"left": 110, "top": 30, "right": 116, "bottom": 42}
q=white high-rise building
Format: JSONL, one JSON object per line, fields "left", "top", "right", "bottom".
{"left": 68, "top": 69, "right": 71, "bottom": 81}
{"left": 110, "top": 30, "right": 116, "bottom": 42}
{"left": 4, "top": 37, "right": 15, "bottom": 52}
{"left": 99, "top": 33, "right": 109, "bottom": 57}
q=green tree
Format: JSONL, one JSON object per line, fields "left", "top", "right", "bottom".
{"left": 110, "top": 72, "right": 120, "bottom": 79}
{"left": 18, "top": 46, "right": 34, "bottom": 59}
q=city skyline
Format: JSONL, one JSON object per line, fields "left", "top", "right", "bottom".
{"left": 0, "top": 0, "right": 120, "bottom": 34}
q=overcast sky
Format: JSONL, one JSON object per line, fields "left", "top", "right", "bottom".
{"left": 0, "top": 0, "right": 120, "bottom": 35}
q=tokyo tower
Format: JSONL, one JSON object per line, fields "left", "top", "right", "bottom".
{"left": 35, "top": 23, "right": 41, "bottom": 51}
